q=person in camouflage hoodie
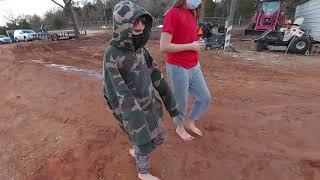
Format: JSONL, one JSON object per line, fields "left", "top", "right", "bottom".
{"left": 103, "top": 1, "right": 180, "bottom": 179}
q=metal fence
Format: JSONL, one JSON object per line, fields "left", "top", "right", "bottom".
{"left": 203, "top": 17, "right": 251, "bottom": 27}
{"left": 79, "top": 21, "right": 112, "bottom": 30}
{"left": 78, "top": 17, "right": 251, "bottom": 30}
{"left": 79, "top": 19, "right": 164, "bottom": 30}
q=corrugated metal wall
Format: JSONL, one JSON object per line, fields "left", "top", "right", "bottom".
{"left": 296, "top": 0, "right": 320, "bottom": 42}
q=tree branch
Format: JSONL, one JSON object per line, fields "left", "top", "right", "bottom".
{"left": 63, "top": 0, "right": 72, "bottom": 5}
{"left": 51, "top": 0, "right": 65, "bottom": 9}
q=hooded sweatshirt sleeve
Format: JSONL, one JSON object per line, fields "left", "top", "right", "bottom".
{"left": 103, "top": 50, "right": 152, "bottom": 145}
{"left": 144, "top": 49, "right": 180, "bottom": 118}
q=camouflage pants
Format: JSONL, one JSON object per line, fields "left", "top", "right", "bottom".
{"left": 133, "top": 131, "right": 166, "bottom": 174}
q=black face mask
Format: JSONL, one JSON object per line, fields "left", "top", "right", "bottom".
{"left": 132, "top": 33, "right": 145, "bottom": 50}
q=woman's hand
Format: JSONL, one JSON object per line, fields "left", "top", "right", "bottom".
{"left": 191, "top": 40, "right": 205, "bottom": 52}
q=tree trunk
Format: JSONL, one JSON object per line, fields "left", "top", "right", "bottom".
{"left": 64, "top": 3, "right": 80, "bottom": 39}
{"left": 51, "top": 0, "right": 80, "bottom": 39}
{"left": 69, "top": 6, "right": 80, "bottom": 39}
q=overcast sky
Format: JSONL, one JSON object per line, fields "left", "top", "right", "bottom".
{"left": 0, "top": 0, "right": 59, "bottom": 26}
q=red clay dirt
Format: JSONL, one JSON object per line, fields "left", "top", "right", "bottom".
{"left": 1, "top": 31, "right": 320, "bottom": 180}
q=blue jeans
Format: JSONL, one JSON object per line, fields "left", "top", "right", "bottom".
{"left": 166, "top": 63, "right": 211, "bottom": 125}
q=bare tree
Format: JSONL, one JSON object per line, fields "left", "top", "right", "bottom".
{"left": 132, "top": 0, "right": 172, "bottom": 17}
{"left": 51, "top": 0, "right": 80, "bottom": 39}
{"left": 3, "top": 11, "right": 16, "bottom": 24}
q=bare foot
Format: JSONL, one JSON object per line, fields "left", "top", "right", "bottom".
{"left": 129, "top": 148, "right": 135, "bottom": 158}
{"left": 176, "top": 126, "right": 194, "bottom": 141}
{"left": 138, "top": 173, "right": 161, "bottom": 180}
{"left": 184, "top": 120, "right": 203, "bottom": 136}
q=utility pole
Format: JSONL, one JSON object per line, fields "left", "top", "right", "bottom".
{"left": 224, "top": 0, "right": 237, "bottom": 51}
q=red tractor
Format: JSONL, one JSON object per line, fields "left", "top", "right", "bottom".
{"left": 245, "top": 0, "right": 285, "bottom": 35}
{"left": 245, "top": 0, "right": 315, "bottom": 54}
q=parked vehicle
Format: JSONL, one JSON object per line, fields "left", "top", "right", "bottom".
{"left": 36, "top": 25, "right": 78, "bottom": 41}
{"left": 14, "top": 29, "right": 38, "bottom": 42}
{"left": 0, "top": 35, "right": 12, "bottom": 44}
{"left": 253, "top": 17, "right": 315, "bottom": 54}
{"left": 245, "top": 0, "right": 285, "bottom": 36}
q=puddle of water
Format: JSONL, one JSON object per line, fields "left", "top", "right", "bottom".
{"left": 31, "top": 60, "right": 46, "bottom": 64}
{"left": 21, "top": 60, "right": 102, "bottom": 79}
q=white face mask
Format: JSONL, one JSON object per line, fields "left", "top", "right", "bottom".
{"left": 186, "top": 0, "right": 201, "bottom": 10}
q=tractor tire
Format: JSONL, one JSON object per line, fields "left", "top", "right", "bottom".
{"left": 288, "top": 35, "right": 311, "bottom": 54}
{"left": 55, "top": 36, "right": 59, "bottom": 41}
{"left": 251, "top": 23, "right": 256, "bottom": 30}
{"left": 256, "top": 43, "right": 267, "bottom": 52}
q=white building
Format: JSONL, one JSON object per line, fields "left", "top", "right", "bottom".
{"left": 295, "top": 0, "right": 320, "bottom": 42}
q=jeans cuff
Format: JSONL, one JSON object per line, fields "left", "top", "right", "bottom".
{"left": 173, "top": 116, "right": 184, "bottom": 125}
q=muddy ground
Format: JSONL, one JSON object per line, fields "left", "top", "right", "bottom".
{"left": 1, "top": 31, "right": 320, "bottom": 180}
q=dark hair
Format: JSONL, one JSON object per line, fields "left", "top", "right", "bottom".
{"left": 134, "top": 15, "right": 147, "bottom": 25}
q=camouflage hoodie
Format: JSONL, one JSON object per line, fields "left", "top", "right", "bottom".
{"left": 103, "top": 1, "right": 179, "bottom": 146}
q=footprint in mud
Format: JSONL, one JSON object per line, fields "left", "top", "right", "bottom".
{"left": 204, "top": 125, "right": 223, "bottom": 132}
{"left": 301, "top": 159, "right": 320, "bottom": 180}
{"left": 32, "top": 150, "right": 77, "bottom": 180}
{"left": 62, "top": 150, "right": 78, "bottom": 164}
{"left": 90, "top": 155, "right": 114, "bottom": 180}
{"left": 85, "top": 128, "right": 120, "bottom": 153}
{"left": 97, "top": 128, "right": 119, "bottom": 143}
{"left": 96, "top": 161, "right": 106, "bottom": 180}
{"left": 239, "top": 160, "right": 274, "bottom": 180}
{"left": 192, "top": 160, "right": 212, "bottom": 170}
{"left": 306, "top": 160, "right": 320, "bottom": 168}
